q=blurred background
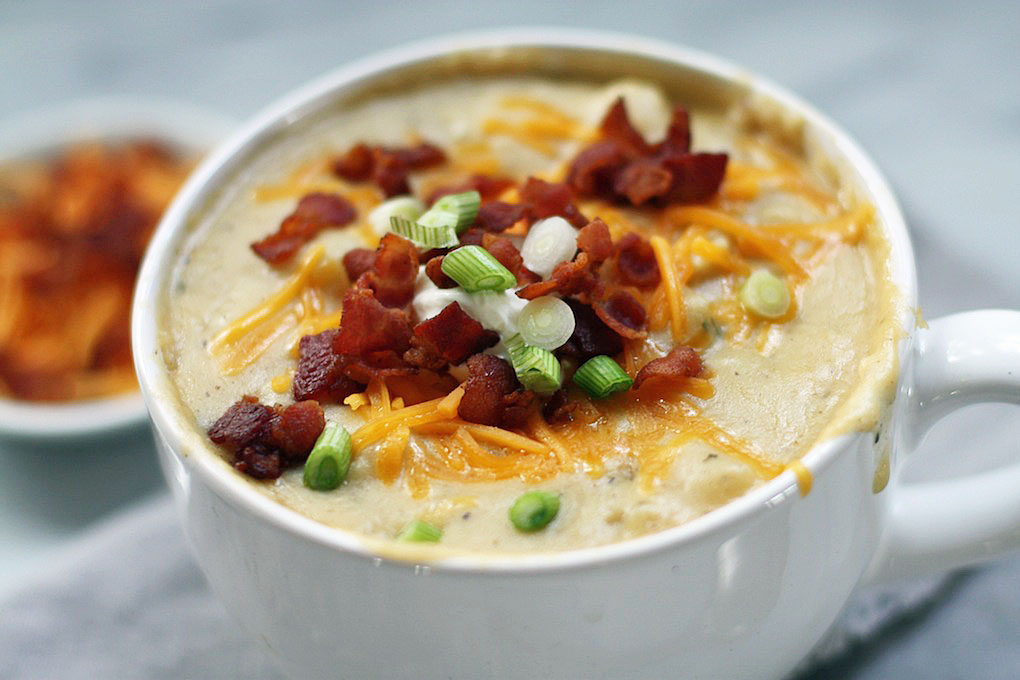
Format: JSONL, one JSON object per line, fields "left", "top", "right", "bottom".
{"left": 1, "top": 1, "right": 1017, "bottom": 678}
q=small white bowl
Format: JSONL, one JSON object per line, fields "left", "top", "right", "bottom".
{"left": 0, "top": 96, "right": 236, "bottom": 448}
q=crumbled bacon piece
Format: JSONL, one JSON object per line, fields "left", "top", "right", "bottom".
{"left": 338, "top": 353, "right": 418, "bottom": 386}
{"left": 542, "top": 388, "right": 578, "bottom": 424}
{"left": 659, "top": 152, "right": 729, "bottom": 204}
{"left": 633, "top": 346, "right": 703, "bottom": 389}
{"left": 457, "top": 353, "right": 532, "bottom": 428}
{"left": 251, "top": 192, "right": 356, "bottom": 264}
{"left": 613, "top": 159, "right": 673, "bottom": 205}
{"left": 412, "top": 302, "right": 499, "bottom": 366}
{"left": 331, "top": 143, "right": 374, "bottom": 181}
{"left": 515, "top": 218, "right": 610, "bottom": 300}
{"left": 557, "top": 298, "right": 624, "bottom": 362}
{"left": 425, "top": 255, "right": 457, "bottom": 288}
{"left": 233, "top": 444, "right": 286, "bottom": 480}
{"left": 208, "top": 396, "right": 326, "bottom": 480}
{"left": 372, "top": 151, "right": 411, "bottom": 197}
{"left": 403, "top": 335, "right": 449, "bottom": 372}
{"left": 615, "top": 232, "right": 660, "bottom": 289}
{"left": 270, "top": 400, "right": 327, "bottom": 459}
{"left": 457, "top": 228, "right": 486, "bottom": 247}
{"left": 515, "top": 253, "right": 600, "bottom": 300}
{"left": 426, "top": 174, "right": 515, "bottom": 205}
{"left": 599, "top": 98, "right": 652, "bottom": 156}
{"left": 519, "top": 177, "right": 587, "bottom": 228}
{"left": 293, "top": 330, "right": 361, "bottom": 403}
{"left": 576, "top": 218, "right": 613, "bottom": 264}
{"left": 567, "top": 98, "right": 727, "bottom": 207}
{"left": 357, "top": 233, "right": 418, "bottom": 308}
{"left": 481, "top": 233, "right": 540, "bottom": 285}
{"left": 208, "top": 395, "right": 276, "bottom": 454}
{"left": 332, "top": 142, "right": 446, "bottom": 197}
{"left": 333, "top": 287, "right": 413, "bottom": 357}
{"left": 342, "top": 248, "right": 375, "bottom": 282}
{"left": 477, "top": 201, "right": 529, "bottom": 232}
{"left": 595, "top": 291, "right": 647, "bottom": 340}
{"left": 566, "top": 141, "right": 627, "bottom": 197}
{"left": 502, "top": 389, "right": 536, "bottom": 430}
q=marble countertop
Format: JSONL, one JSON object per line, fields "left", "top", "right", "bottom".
{"left": 1, "top": 1, "right": 1018, "bottom": 677}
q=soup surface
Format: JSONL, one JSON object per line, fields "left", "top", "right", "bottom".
{"left": 163, "top": 76, "right": 899, "bottom": 553}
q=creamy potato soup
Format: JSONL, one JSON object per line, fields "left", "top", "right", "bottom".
{"left": 163, "top": 77, "right": 899, "bottom": 553}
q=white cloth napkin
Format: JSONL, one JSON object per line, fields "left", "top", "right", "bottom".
{"left": 0, "top": 491, "right": 951, "bottom": 680}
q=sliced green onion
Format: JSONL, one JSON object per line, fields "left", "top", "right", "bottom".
{"left": 573, "top": 355, "right": 633, "bottom": 398}
{"left": 506, "top": 336, "right": 563, "bottom": 395}
{"left": 429, "top": 190, "right": 480, "bottom": 233}
{"left": 368, "top": 195, "right": 425, "bottom": 237}
{"left": 520, "top": 216, "right": 578, "bottom": 278}
{"left": 739, "top": 270, "right": 790, "bottom": 319}
{"left": 518, "top": 296, "right": 575, "bottom": 350}
{"left": 509, "top": 491, "right": 560, "bottom": 532}
{"left": 302, "top": 422, "right": 352, "bottom": 491}
{"left": 441, "top": 245, "right": 517, "bottom": 292}
{"left": 397, "top": 519, "right": 443, "bottom": 543}
{"left": 390, "top": 214, "right": 459, "bottom": 249}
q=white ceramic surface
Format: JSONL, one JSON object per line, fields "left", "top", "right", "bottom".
{"left": 132, "top": 30, "right": 1020, "bottom": 680}
{"left": 0, "top": 97, "right": 235, "bottom": 446}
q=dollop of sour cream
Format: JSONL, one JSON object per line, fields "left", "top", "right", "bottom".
{"left": 412, "top": 267, "right": 528, "bottom": 358}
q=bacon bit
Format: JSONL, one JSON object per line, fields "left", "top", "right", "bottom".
{"left": 542, "top": 388, "right": 577, "bottom": 424}
{"left": 660, "top": 152, "right": 729, "bottom": 204}
{"left": 576, "top": 218, "right": 613, "bottom": 263}
{"left": 333, "top": 287, "right": 412, "bottom": 357}
{"left": 595, "top": 291, "right": 648, "bottom": 340}
{"left": 208, "top": 395, "right": 275, "bottom": 454}
{"left": 615, "top": 232, "right": 661, "bottom": 289}
{"left": 633, "top": 346, "right": 703, "bottom": 389}
{"left": 515, "top": 252, "right": 600, "bottom": 300}
{"left": 567, "top": 141, "right": 627, "bottom": 196}
{"left": 557, "top": 298, "right": 624, "bottom": 362}
{"left": 502, "top": 389, "right": 536, "bottom": 429}
{"left": 481, "top": 233, "right": 540, "bottom": 285}
{"left": 372, "top": 151, "right": 410, "bottom": 197}
{"left": 599, "top": 98, "right": 652, "bottom": 156}
{"left": 477, "top": 201, "right": 529, "bottom": 232}
{"left": 341, "top": 247, "right": 375, "bottom": 282}
{"left": 519, "top": 177, "right": 587, "bottom": 228}
{"left": 293, "top": 329, "right": 362, "bottom": 403}
{"left": 457, "top": 353, "right": 533, "bottom": 428}
{"left": 358, "top": 233, "right": 418, "bottom": 308}
{"left": 332, "top": 142, "right": 446, "bottom": 197}
{"left": 661, "top": 105, "right": 691, "bottom": 155}
{"left": 251, "top": 192, "right": 356, "bottom": 264}
{"left": 426, "top": 174, "right": 515, "bottom": 205}
{"left": 412, "top": 302, "right": 499, "bottom": 366}
{"left": 567, "top": 98, "right": 728, "bottom": 207}
{"left": 331, "top": 143, "right": 374, "bottom": 181}
{"left": 403, "top": 335, "right": 448, "bottom": 372}
{"left": 425, "top": 255, "right": 457, "bottom": 288}
{"left": 208, "top": 396, "right": 326, "bottom": 479}
{"left": 457, "top": 228, "right": 486, "bottom": 247}
{"left": 613, "top": 159, "right": 672, "bottom": 205}
{"left": 515, "top": 218, "right": 610, "bottom": 300}
{"left": 270, "top": 399, "right": 327, "bottom": 458}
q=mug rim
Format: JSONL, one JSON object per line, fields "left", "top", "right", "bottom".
{"left": 132, "top": 27, "right": 918, "bottom": 573}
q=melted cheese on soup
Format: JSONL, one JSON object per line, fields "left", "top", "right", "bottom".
{"left": 162, "top": 77, "right": 900, "bottom": 554}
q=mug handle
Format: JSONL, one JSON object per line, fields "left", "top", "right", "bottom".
{"left": 865, "top": 309, "right": 1020, "bottom": 583}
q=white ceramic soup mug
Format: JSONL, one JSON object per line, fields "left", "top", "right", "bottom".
{"left": 132, "top": 29, "right": 1020, "bottom": 680}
